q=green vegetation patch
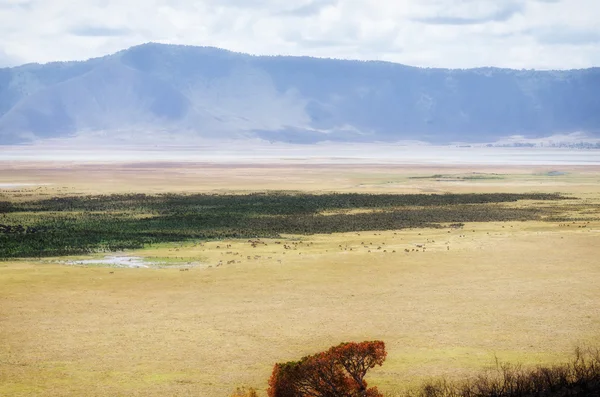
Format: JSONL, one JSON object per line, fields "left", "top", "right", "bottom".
{"left": 0, "top": 192, "right": 569, "bottom": 258}
{"left": 409, "top": 173, "right": 505, "bottom": 181}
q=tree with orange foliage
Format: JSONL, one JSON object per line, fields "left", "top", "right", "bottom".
{"left": 328, "top": 341, "right": 386, "bottom": 396}
{"left": 268, "top": 341, "right": 387, "bottom": 397}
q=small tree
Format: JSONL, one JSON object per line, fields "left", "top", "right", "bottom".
{"left": 329, "top": 341, "right": 387, "bottom": 396}
{"left": 268, "top": 341, "right": 387, "bottom": 397}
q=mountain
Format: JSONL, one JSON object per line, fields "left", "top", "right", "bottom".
{"left": 0, "top": 43, "right": 599, "bottom": 145}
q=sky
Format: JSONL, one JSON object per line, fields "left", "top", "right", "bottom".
{"left": 0, "top": 0, "right": 599, "bottom": 69}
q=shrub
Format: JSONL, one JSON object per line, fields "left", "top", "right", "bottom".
{"left": 268, "top": 341, "right": 387, "bottom": 397}
{"left": 404, "top": 347, "right": 600, "bottom": 397}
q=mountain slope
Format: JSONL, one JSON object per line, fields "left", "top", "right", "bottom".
{"left": 0, "top": 43, "right": 599, "bottom": 144}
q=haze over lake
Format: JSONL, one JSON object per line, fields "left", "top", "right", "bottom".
{"left": 1, "top": 142, "right": 598, "bottom": 165}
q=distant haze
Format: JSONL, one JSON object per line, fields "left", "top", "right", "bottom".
{"left": 2, "top": 140, "right": 600, "bottom": 166}
{"left": 0, "top": 43, "right": 599, "bottom": 146}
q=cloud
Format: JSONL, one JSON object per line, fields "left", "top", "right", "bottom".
{"left": 0, "top": 0, "right": 598, "bottom": 69}
{"left": 69, "top": 25, "right": 132, "bottom": 37}
{"left": 0, "top": 0, "right": 32, "bottom": 9}
{"left": 412, "top": 2, "right": 524, "bottom": 25}
{"left": 531, "top": 27, "right": 600, "bottom": 45}
{"left": 279, "top": 0, "right": 338, "bottom": 17}
{"left": 0, "top": 48, "right": 19, "bottom": 67}
{"left": 204, "top": 0, "right": 272, "bottom": 8}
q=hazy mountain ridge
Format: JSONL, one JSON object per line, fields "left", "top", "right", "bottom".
{"left": 0, "top": 43, "right": 599, "bottom": 145}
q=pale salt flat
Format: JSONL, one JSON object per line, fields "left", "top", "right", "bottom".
{"left": 0, "top": 183, "right": 50, "bottom": 189}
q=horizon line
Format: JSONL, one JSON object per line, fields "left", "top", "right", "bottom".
{"left": 4, "top": 41, "right": 599, "bottom": 73}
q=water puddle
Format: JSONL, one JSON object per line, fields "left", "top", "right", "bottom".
{"left": 64, "top": 256, "right": 156, "bottom": 268}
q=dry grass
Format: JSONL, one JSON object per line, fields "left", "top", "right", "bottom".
{"left": 394, "top": 348, "right": 600, "bottom": 397}
{"left": 1, "top": 163, "right": 600, "bottom": 198}
{"left": 1, "top": 163, "right": 600, "bottom": 396}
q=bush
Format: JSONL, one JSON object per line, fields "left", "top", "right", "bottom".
{"left": 268, "top": 341, "right": 387, "bottom": 397}
{"left": 404, "top": 347, "right": 600, "bottom": 397}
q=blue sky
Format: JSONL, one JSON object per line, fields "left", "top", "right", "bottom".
{"left": 0, "top": 0, "right": 599, "bottom": 69}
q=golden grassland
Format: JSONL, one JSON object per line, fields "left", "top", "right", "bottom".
{"left": 2, "top": 162, "right": 600, "bottom": 196}
{"left": 1, "top": 163, "right": 600, "bottom": 396}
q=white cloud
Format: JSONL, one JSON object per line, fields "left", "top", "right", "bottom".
{"left": 0, "top": 0, "right": 598, "bottom": 69}
{"left": 0, "top": 47, "right": 20, "bottom": 67}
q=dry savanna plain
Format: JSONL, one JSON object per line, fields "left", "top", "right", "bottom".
{"left": 1, "top": 161, "right": 600, "bottom": 397}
